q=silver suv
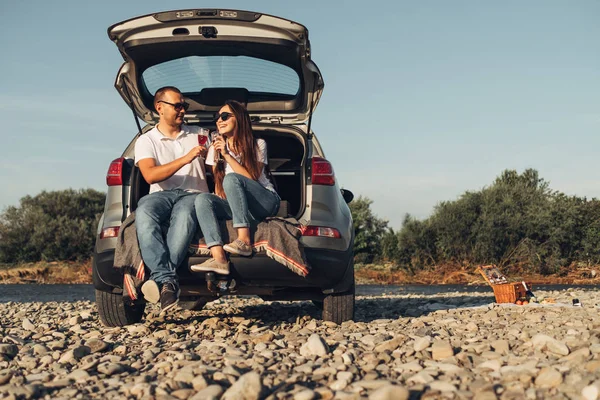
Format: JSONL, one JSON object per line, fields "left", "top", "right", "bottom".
{"left": 93, "top": 9, "right": 355, "bottom": 326}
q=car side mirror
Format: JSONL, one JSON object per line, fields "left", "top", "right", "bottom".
{"left": 341, "top": 189, "right": 354, "bottom": 204}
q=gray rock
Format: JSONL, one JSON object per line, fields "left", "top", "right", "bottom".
{"left": 0, "top": 344, "right": 18, "bottom": 359}
{"left": 299, "top": 334, "right": 329, "bottom": 357}
{"left": 368, "top": 384, "right": 409, "bottom": 400}
{"left": 413, "top": 336, "right": 431, "bottom": 352}
{"left": 531, "top": 334, "right": 569, "bottom": 356}
{"left": 97, "top": 363, "right": 125, "bottom": 376}
{"left": 22, "top": 318, "right": 36, "bottom": 331}
{"left": 535, "top": 367, "right": 563, "bottom": 388}
{"left": 294, "top": 389, "right": 316, "bottom": 400}
{"left": 431, "top": 340, "right": 454, "bottom": 360}
{"left": 222, "top": 371, "right": 262, "bottom": 400}
{"left": 582, "top": 384, "right": 599, "bottom": 400}
{"left": 190, "top": 384, "right": 224, "bottom": 400}
{"left": 374, "top": 335, "right": 405, "bottom": 353}
{"left": 85, "top": 339, "right": 109, "bottom": 353}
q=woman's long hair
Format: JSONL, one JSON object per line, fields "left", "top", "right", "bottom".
{"left": 213, "top": 100, "right": 262, "bottom": 198}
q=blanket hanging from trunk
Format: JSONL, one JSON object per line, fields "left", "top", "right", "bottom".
{"left": 188, "top": 217, "right": 310, "bottom": 277}
{"left": 113, "top": 212, "right": 310, "bottom": 303}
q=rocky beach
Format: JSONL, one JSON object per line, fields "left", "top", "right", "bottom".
{"left": 1, "top": 286, "right": 600, "bottom": 399}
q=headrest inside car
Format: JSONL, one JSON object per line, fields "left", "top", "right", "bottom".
{"left": 197, "top": 88, "right": 249, "bottom": 107}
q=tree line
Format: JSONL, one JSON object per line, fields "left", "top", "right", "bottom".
{"left": 351, "top": 169, "right": 600, "bottom": 275}
{"left": 2, "top": 169, "right": 600, "bottom": 276}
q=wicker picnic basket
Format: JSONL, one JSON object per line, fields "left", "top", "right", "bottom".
{"left": 491, "top": 282, "right": 527, "bottom": 303}
{"left": 476, "top": 265, "right": 531, "bottom": 303}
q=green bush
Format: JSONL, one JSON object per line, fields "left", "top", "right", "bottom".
{"left": 386, "top": 169, "right": 600, "bottom": 275}
{"left": 349, "top": 196, "right": 388, "bottom": 264}
{"left": 0, "top": 189, "right": 105, "bottom": 263}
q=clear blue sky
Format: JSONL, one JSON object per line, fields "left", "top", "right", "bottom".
{"left": 1, "top": 1, "right": 599, "bottom": 229}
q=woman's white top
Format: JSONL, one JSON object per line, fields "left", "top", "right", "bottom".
{"left": 206, "top": 138, "right": 276, "bottom": 193}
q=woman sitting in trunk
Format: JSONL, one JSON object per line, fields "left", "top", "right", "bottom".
{"left": 191, "top": 100, "right": 280, "bottom": 275}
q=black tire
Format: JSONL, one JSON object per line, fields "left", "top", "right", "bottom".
{"left": 95, "top": 289, "right": 145, "bottom": 327}
{"left": 312, "top": 300, "right": 324, "bottom": 310}
{"left": 322, "top": 283, "right": 355, "bottom": 324}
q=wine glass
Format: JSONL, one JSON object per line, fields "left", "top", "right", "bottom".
{"left": 210, "top": 130, "right": 225, "bottom": 163}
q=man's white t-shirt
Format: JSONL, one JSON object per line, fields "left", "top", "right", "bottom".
{"left": 206, "top": 138, "right": 276, "bottom": 193}
{"left": 134, "top": 124, "right": 209, "bottom": 194}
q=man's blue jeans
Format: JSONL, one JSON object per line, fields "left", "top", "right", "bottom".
{"left": 194, "top": 173, "right": 280, "bottom": 247}
{"left": 136, "top": 190, "right": 198, "bottom": 284}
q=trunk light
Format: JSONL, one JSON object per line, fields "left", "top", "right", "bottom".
{"left": 301, "top": 226, "right": 341, "bottom": 238}
{"left": 106, "top": 157, "right": 124, "bottom": 186}
{"left": 100, "top": 226, "right": 120, "bottom": 239}
{"left": 311, "top": 157, "right": 335, "bottom": 186}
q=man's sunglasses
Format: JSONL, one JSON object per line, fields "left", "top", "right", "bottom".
{"left": 158, "top": 100, "right": 190, "bottom": 112}
{"left": 213, "top": 111, "right": 235, "bottom": 122}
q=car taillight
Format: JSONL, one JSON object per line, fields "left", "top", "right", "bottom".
{"left": 311, "top": 157, "right": 335, "bottom": 186}
{"left": 106, "top": 157, "right": 124, "bottom": 186}
{"left": 100, "top": 226, "right": 120, "bottom": 239}
{"left": 301, "top": 225, "right": 341, "bottom": 238}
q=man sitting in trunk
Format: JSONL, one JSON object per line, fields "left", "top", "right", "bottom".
{"left": 134, "top": 86, "right": 209, "bottom": 312}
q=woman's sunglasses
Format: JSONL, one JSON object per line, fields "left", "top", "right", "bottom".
{"left": 158, "top": 100, "right": 190, "bottom": 112}
{"left": 213, "top": 111, "right": 235, "bottom": 122}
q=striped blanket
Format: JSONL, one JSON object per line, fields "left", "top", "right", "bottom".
{"left": 113, "top": 212, "right": 310, "bottom": 302}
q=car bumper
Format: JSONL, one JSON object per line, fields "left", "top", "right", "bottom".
{"left": 93, "top": 245, "right": 354, "bottom": 295}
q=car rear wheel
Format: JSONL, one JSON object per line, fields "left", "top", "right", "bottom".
{"left": 96, "top": 289, "right": 145, "bottom": 327}
{"left": 322, "top": 283, "right": 355, "bottom": 324}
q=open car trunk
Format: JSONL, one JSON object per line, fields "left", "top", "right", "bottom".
{"left": 129, "top": 125, "right": 306, "bottom": 218}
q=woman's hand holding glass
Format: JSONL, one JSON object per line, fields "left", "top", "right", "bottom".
{"left": 211, "top": 132, "right": 228, "bottom": 163}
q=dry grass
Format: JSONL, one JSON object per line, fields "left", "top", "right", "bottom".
{"left": 355, "top": 263, "right": 600, "bottom": 285}
{"left": 3, "top": 259, "right": 600, "bottom": 285}
{"left": 0, "top": 260, "right": 92, "bottom": 284}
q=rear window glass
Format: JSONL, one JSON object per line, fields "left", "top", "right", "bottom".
{"left": 142, "top": 56, "right": 300, "bottom": 96}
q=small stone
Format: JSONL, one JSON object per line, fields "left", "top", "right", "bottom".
{"left": 431, "top": 340, "right": 454, "bottom": 360}
{"left": 465, "top": 322, "right": 478, "bottom": 332}
{"left": 368, "top": 384, "right": 409, "bottom": 400}
{"left": 0, "top": 344, "right": 18, "bottom": 359}
{"left": 531, "top": 334, "right": 569, "bottom": 356}
{"left": 374, "top": 335, "right": 405, "bottom": 353}
{"left": 294, "top": 389, "right": 316, "bottom": 400}
{"left": 582, "top": 384, "right": 599, "bottom": 400}
{"left": 414, "top": 336, "right": 431, "bottom": 352}
{"left": 299, "top": 334, "right": 329, "bottom": 357}
{"left": 222, "top": 371, "right": 262, "bottom": 400}
{"left": 85, "top": 339, "right": 109, "bottom": 353}
{"left": 22, "top": 318, "right": 36, "bottom": 331}
{"left": 491, "top": 340, "right": 509, "bottom": 354}
{"left": 97, "top": 363, "right": 125, "bottom": 376}
{"left": 535, "top": 367, "right": 563, "bottom": 388}
{"left": 192, "top": 375, "right": 209, "bottom": 391}
{"left": 67, "top": 369, "right": 90, "bottom": 382}
{"left": 172, "top": 389, "right": 196, "bottom": 399}
{"left": 32, "top": 344, "right": 48, "bottom": 356}
{"left": 252, "top": 332, "right": 275, "bottom": 344}
{"left": 0, "top": 372, "right": 13, "bottom": 385}
{"left": 190, "top": 384, "right": 224, "bottom": 400}
{"left": 69, "top": 315, "right": 83, "bottom": 325}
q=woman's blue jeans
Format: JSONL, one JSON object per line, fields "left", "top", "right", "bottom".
{"left": 135, "top": 190, "right": 198, "bottom": 284}
{"left": 195, "top": 173, "right": 280, "bottom": 247}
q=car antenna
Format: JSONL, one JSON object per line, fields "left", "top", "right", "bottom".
{"left": 122, "top": 77, "right": 145, "bottom": 137}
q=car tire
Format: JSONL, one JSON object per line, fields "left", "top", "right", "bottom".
{"left": 322, "top": 283, "right": 355, "bottom": 324}
{"left": 312, "top": 300, "right": 324, "bottom": 310}
{"left": 95, "top": 289, "right": 145, "bottom": 327}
